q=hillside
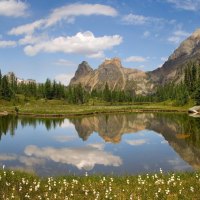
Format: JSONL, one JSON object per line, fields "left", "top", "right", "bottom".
{"left": 149, "top": 29, "right": 200, "bottom": 84}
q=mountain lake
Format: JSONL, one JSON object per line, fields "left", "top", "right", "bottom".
{"left": 0, "top": 112, "right": 200, "bottom": 177}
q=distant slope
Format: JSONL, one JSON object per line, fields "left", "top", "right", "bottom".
{"left": 149, "top": 29, "right": 200, "bottom": 84}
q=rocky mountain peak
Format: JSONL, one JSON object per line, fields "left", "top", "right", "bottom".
{"left": 69, "top": 61, "right": 93, "bottom": 85}
{"left": 75, "top": 61, "right": 93, "bottom": 77}
{"left": 150, "top": 28, "right": 200, "bottom": 84}
{"left": 99, "top": 57, "right": 122, "bottom": 69}
{"left": 169, "top": 29, "right": 200, "bottom": 61}
{"left": 70, "top": 57, "right": 153, "bottom": 95}
{"left": 191, "top": 28, "right": 200, "bottom": 38}
{"left": 77, "top": 61, "right": 93, "bottom": 72}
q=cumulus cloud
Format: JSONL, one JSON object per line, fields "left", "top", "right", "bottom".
{"left": 168, "top": 30, "right": 190, "bottom": 44}
{"left": 18, "top": 34, "right": 48, "bottom": 45}
{"left": 19, "top": 156, "right": 45, "bottom": 167}
{"left": 23, "top": 31, "right": 122, "bottom": 57}
{"left": 24, "top": 145, "right": 122, "bottom": 170}
{"left": 0, "top": 40, "right": 17, "bottom": 48}
{"left": 0, "top": 154, "right": 17, "bottom": 161}
{"left": 9, "top": 3, "right": 117, "bottom": 35}
{"left": 0, "top": 153, "right": 44, "bottom": 167}
{"left": 0, "top": 0, "right": 28, "bottom": 17}
{"left": 125, "top": 139, "right": 148, "bottom": 146}
{"left": 166, "top": 0, "right": 200, "bottom": 11}
{"left": 124, "top": 56, "right": 147, "bottom": 62}
{"left": 55, "top": 74, "right": 74, "bottom": 86}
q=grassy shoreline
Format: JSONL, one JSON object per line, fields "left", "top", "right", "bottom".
{"left": 0, "top": 99, "right": 192, "bottom": 117}
{"left": 0, "top": 169, "right": 199, "bottom": 199}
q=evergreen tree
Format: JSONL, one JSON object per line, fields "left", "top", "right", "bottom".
{"left": 0, "top": 70, "right": 2, "bottom": 99}
{"left": 103, "top": 82, "right": 111, "bottom": 102}
{"left": 1, "top": 76, "right": 12, "bottom": 100}
{"left": 44, "top": 79, "right": 52, "bottom": 99}
{"left": 195, "top": 79, "right": 200, "bottom": 105}
{"left": 0, "top": 69, "right": 2, "bottom": 86}
{"left": 175, "top": 83, "right": 189, "bottom": 106}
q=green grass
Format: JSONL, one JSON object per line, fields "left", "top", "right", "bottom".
{"left": 0, "top": 169, "right": 200, "bottom": 199}
{"left": 0, "top": 98, "right": 194, "bottom": 116}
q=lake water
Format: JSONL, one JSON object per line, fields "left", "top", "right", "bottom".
{"left": 0, "top": 113, "right": 200, "bottom": 177}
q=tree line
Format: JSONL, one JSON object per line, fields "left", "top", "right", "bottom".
{"left": 154, "top": 61, "right": 200, "bottom": 105}
{"left": 0, "top": 62, "right": 200, "bottom": 105}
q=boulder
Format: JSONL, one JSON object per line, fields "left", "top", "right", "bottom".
{"left": 188, "top": 106, "right": 200, "bottom": 113}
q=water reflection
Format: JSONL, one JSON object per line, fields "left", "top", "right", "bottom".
{"left": 0, "top": 113, "right": 200, "bottom": 176}
{"left": 24, "top": 144, "right": 122, "bottom": 171}
{"left": 71, "top": 113, "right": 200, "bottom": 170}
{"left": 0, "top": 115, "right": 64, "bottom": 140}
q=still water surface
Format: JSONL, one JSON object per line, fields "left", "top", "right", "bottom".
{"left": 0, "top": 113, "right": 200, "bottom": 177}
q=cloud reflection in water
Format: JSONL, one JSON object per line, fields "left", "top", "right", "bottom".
{"left": 24, "top": 144, "right": 122, "bottom": 170}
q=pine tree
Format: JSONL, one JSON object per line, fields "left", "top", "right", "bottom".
{"left": 44, "top": 79, "right": 52, "bottom": 99}
{"left": 0, "top": 69, "right": 2, "bottom": 86}
{"left": 0, "top": 70, "right": 2, "bottom": 99}
{"left": 1, "top": 76, "right": 12, "bottom": 100}
{"left": 103, "top": 82, "right": 111, "bottom": 102}
{"left": 195, "top": 75, "right": 200, "bottom": 105}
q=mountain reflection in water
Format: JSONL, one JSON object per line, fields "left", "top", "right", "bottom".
{"left": 0, "top": 113, "right": 200, "bottom": 176}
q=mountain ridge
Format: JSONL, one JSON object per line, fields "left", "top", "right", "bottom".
{"left": 70, "top": 29, "right": 200, "bottom": 94}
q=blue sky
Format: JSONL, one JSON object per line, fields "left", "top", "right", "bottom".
{"left": 0, "top": 0, "right": 200, "bottom": 85}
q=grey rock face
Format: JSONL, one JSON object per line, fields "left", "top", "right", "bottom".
{"left": 70, "top": 58, "right": 154, "bottom": 95}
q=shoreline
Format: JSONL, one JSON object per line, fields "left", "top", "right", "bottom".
{"left": 0, "top": 107, "right": 188, "bottom": 118}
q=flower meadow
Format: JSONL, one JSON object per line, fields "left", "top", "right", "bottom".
{"left": 0, "top": 168, "right": 200, "bottom": 200}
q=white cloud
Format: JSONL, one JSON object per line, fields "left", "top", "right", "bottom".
{"left": 143, "top": 31, "right": 150, "bottom": 38}
{"left": 9, "top": 3, "right": 117, "bottom": 35}
{"left": 55, "top": 74, "right": 74, "bottom": 86}
{"left": 88, "top": 143, "right": 105, "bottom": 151}
{"left": 0, "top": 0, "right": 28, "bottom": 17}
{"left": 60, "top": 119, "right": 74, "bottom": 128}
{"left": 19, "top": 156, "right": 45, "bottom": 167}
{"left": 9, "top": 20, "right": 45, "bottom": 36}
{"left": 124, "top": 56, "right": 147, "bottom": 62}
{"left": 125, "top": 139, "right": 148, "bottom": 146}
{"left": 54, "top": 135, "right": 76, "bottom": 143}
{"left": 0, "top": 154, "right": 17, "bottom": 161}
{"left": 168, "top": 30, "right": 190, "bottom": 44}
{"left": 87, "top": 51, "right": 105, "bottom": 59}
{"left": 157, "top": 64, "right": 163, "bottom": 68}
{"left": 161, "top": 57, "right": 168, "bottom": 62}
{"left": 55, "top": 59, "right": 76, "bottom": 67}
{"left": 24, "top": 145, "right": 122, "bottom": 171}
{"left": 18, "top": 34, "right": 48, "bottom": 45}
{"left": 23, "top": 31, "right": 122, "bottom": 57}
{"left": 166, "top": 0, "right": 200, "bottom": 11}
{"left": 45, "top": 3, "right": 118, "bottom": 27}
{"left": 122, "top": 13, "right": 164, "bottom": 25}
{"left": 0, "top": 40, "right": 17, "bottom": 48}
